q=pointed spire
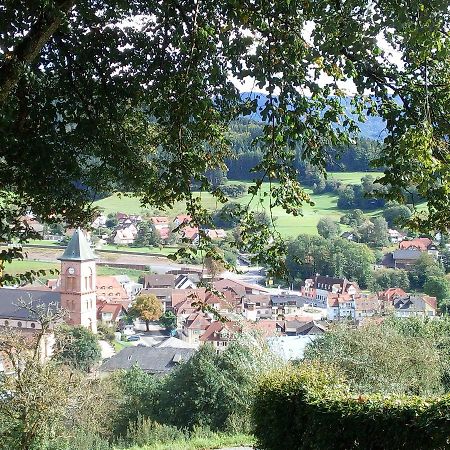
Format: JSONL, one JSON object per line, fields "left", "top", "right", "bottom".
{"left": 58, "top": 228, "right": 96, "bottom": 261}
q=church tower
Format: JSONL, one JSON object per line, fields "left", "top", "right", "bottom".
{"left": 58, "top": 229, "right": 97, "bottom": 333}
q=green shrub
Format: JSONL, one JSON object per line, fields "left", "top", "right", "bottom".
{"left": 253, "top": 364, "right": 450, "bottom": 450}
{"left": 122, "top": 417, "right": 184, "bottom": 447}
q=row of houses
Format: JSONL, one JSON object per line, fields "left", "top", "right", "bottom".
{"left": 110, "top": 213, "right": 226, "bottom": 246}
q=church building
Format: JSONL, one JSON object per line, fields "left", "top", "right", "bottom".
{"left": 0, "top": 229, "right": 98, "bottom": 333}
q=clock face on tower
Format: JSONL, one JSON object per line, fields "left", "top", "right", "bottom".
{"left": 68, "top": 267, "right": 75, "bottom": 275}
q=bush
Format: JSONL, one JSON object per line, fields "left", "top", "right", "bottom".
{"left": 219, "top": 183, "right": 247, "bottom": 198}
{"left": 253, "top": 364, "right": 450, "bottom": 450}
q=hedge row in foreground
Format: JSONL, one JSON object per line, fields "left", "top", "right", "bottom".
{"left": 253, "top": 364, "right": 450, "bottom": 450}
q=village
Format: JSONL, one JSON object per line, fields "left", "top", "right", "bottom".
{"left": 0, "top": 214, "right": 442, "bottom": 376}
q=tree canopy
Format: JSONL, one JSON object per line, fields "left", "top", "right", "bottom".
{"left": 2, "top": 1, "right": 450, "bottom": 278}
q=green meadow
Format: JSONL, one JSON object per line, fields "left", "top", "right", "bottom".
{"left": 94, "top": 172, "right": 382, "bottom": 237}
{"left": 2, "top": 259, "right": 144, "bottom": 282}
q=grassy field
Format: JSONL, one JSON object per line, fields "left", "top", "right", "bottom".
{"left": 94, "top": 172, "right": 381, "bottom": 237}
{"left": 2, "top": 260, "right": 145, "bottom": 282}
{"left": 99, "top": 244, "right": 177, "bottom": 256}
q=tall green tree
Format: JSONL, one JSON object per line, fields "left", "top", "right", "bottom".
{"left": 409, "top": 253, "right": 445, "bottom": 290}
{"left": 423, "top": 276, "right": 450, "bottom": 304}
{"left": 54, "top": 325, "right": 101, "bottom": 372}
{"left": 317, "top": 217, "right": 341, "bottom": 239}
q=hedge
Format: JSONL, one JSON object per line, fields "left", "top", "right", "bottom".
{"left": 253, "top": 364, "right": 450, "bottom": 450}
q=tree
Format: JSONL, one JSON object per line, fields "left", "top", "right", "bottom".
{"left": 304, "top": 318, "right": 450, "bottom": 395}
{"left": 409, "top": 253, "right": 445, "bottom": 290}
{"left": 129, "top": 294, "right": 163, "bottom": 331}
{"left": 340, "top": 209, "right": 366, "bottom": 227}
{"left": 134, "top": 221, "right": 153, "bottom": 247}
{"left": 383, "top": 205, "right": 412, "bottom": 228}
{"left": 370, "top": 268, "right": 410, "bottom": 292}
{"left": 54, "top": 325, "right": 101, "bottom": 372}
{"left": 2, "top": 1, "right": 450, "bottom": 280}
{"left": 423, "top": 276, "right": 450, "bottom": 304}
{"left": 159, "top": 311, "right": 177, "bottom": 332}
{"left": 286, "top": 234, "right": 375, "bottom": 288}
{"left": 0, "top": 300, "right": 116, "bottom": 449}
{"left": 370, "top": 217, "right": 389, "bottom": 247}
{"left": 317, "top": 217, "right": 340, "bottom": 239}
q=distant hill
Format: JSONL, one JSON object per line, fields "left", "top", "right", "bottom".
{"left": 240, "top": 92, "right": 386, "bottom": 141}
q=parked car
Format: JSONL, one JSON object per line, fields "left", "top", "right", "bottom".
{"left": 127, "top": 335, "right": 140, "bottom": 342}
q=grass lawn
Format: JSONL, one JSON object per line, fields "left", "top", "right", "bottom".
{"left": 96, "top": 265, "right": 145, "bottom": 281}
{"left": 94, "top": 172, "right": 383, "bottom": 237}
{"left": 2, "top": 260, "right": 145, "bottom": 283}
{"left": 99, "top": 244, "right": 177, "bottom": 256}
{"left": 112, "top": 340, "right": 133, "bottom": 352}
{"left": 1, "top": 259, "right": 59, "bottom": 280}
{"left": 122, "top": 433, "right": 256, "bottom": 450}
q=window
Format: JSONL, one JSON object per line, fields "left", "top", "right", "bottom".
{"left": 17, "top": 321, "right": 22, "bottom": 327}
{"left": 4, "top": 320, "right": 9, "bottom": 326}
{"left": 30, "top": 322, "right": 36, "bottom": 329}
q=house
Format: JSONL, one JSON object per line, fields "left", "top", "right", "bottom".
{"left": 214, "top": 278, "right": 269, "bottom": 298}
{"left": 99, "top": 346, "right": 195, "bottom": 375}
{"left": 354, "top": 295, "right": 384, "bottom": 320}
{"left": 244, "top": 319, "right": 281, "bottom": 337}
{"left": 112, "top": 227, "right": 136, "bottom": 245}
{"left": 242, "top": 294, "right": 272, "bottom": 320}
{"left": 205, "top": 229, "right": 227, "bottom": 240}
{"left": 270, "top": 294, "right": 310, "bottom": 317}
{"left": 181, "top": 312, "right": 211, "bottom": 345}
{"left": 378, "top": 287, "right": 407, "bottom": 304}
{"left": 171, "top": 288, "right": 206, "bottom": 310}
{"left": 399, "top": 237, "right": 434, "bottom": 252}
{"left": 114, "top": 275, "right": 142, "bottom": 299}
{"left": 388, "top": 229, "right": 406, "bottom": 244}
{"left": 199, "top": 321, "right": 240, "bottom": 352}
{"left": 97, "top": 302, "right": 126, "bottom": 326}
{"left": 20, "top": 215, "right": 45, "bottom": 236}
{"left": 205, "top": 290, "right": 237, "bottom": 312}
{"left": 150, "top": 216, "right": 169, "bottom": 230}
{"left": 91, "top": 214, "right": 107, "bottom": 229}
{"left": 390, "top": 249, "right": 422, "bottom": 269}
{"left": 340, "top": 231, "right": 355, "bottom": 241}
{"left": 174, "top": 274, "right": 197, "bottom": 289}
{"left": 180, "top": 226, "right": 200, "bottom": 244}
{"left": 284, "top": 319, "right": 310, "bottom": 336}
{"left": 143, "top": 274, "right": 176, "bottom": 289}
{"left": 393, "top": 295, "right": 437, "bottom": 318}
{"left": 173, "top": 214, "right": 192, "bottom": 227}
{"left": 295, "top": 321, "right": 326, "bottom": 336}
{"left": 301, "top": 275, "right": 360, "bottom": 308}
{"left": 154, "top": 336, "right": 197, "bottom": 349}
{"left": 327, "top": 293, "right": 356, "bottom": 321}
{"left": 96, "top": 276, "right": 131, "bottom": 306}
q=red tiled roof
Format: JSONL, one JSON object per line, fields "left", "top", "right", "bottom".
{"left": 199, "top": 321, "right": 240, "bottom": 342}
{"left": 172, "top": 288, "right": 206, "bottom": 308}
{"left": 96, "top": 276, "right": 130, "bottom": 303}
{"left": 97, "top": 302, "right": 125, "bottom": 322}
{"left": 184, "top": 313, "right": 211, "bottom": 330}
{"left": 399, "top": 238, "right": 433, "bottom": 251}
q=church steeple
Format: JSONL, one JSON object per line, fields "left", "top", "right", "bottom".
{"left": 58, "top": 228, "right": 96, "bottom": 262}
{"left": 59, "top": 229, "right": 97, "bottom": 333}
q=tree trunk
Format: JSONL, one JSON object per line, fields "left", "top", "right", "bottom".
{"left": 0, "top": 0, "right": 74, "bottom": 105}
{"left": 145, "top": 320, "right": 149, "bottom": 332}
